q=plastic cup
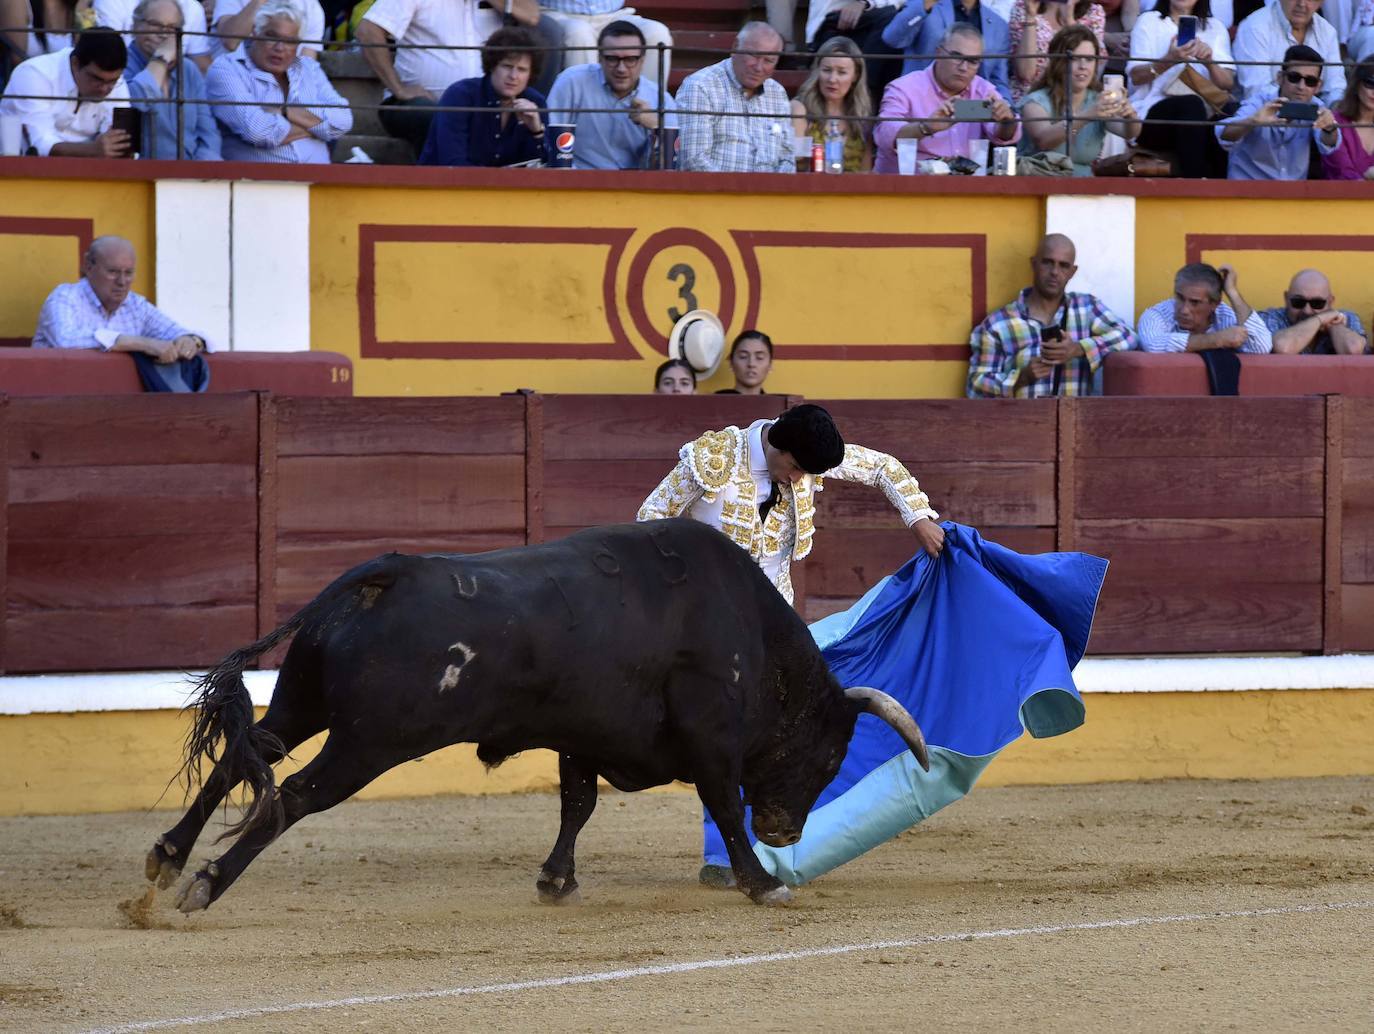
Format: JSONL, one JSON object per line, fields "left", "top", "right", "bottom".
{"left": 0, "top": 114, "right": 23, "bottom": 157}
{"left": 897, "top": 138, "right": 919, "bottom": 175}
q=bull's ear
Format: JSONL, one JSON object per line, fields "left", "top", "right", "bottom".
{"left": 843, "top": 686, "right": 930, "bottom": 772}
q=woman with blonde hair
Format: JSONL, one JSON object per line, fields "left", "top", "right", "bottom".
{"left": 1021, "top": 24, "right": 1140, "bottom": 175}
{"left": 789, "top": 36, "right": 872, "bottom": 173}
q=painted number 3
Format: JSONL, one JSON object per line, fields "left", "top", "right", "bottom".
{"left": 666, "top": 263, "right": 698, "bottom": 323}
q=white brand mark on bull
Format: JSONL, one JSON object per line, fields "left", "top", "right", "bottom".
{"left": 438, "top": 642, "right": 477, "bottom": 693}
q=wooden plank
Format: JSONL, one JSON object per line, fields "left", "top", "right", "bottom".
{"left": 1074, "top": 397, "right": 1325, "bottom": 458}
{"left": 817, "top": 462, "right": 1056, "bottom": 528}
{"left": 8, "top": 395, "right": 257, "bottom": 467}
{"left": 525, "top": 392, "right": 544, "bottom": 545}
{"left": 1089, "top": 584, "right": 1322, "bottom": 654}
{"left": 1076, "top": 456, "right": 1324, "bottom": 519}
{"left": 541, "top": 395, "right": 785, "bottom": 461}
{"left": 543, "top": 459, "right": 670, "bottom": 528}
{"left": 1344, "top": 398, "right": 1374, "bottom": 458}
{"left": 275, "top": 455, "right": 525, "bottom": 534}
{"left": 1057, "top": 397, "right": 1074, "bottom": 551}
{"left": 1342, "top": 456, "right": 1374, "bottom": 584}
{"left": 0, "top": 396, "right": 8, "bottom": 673}
{"left": 7, "top": 535, "right": 257, "bottom": 608}
{"left": 274, "top": 396, "right": 525, "bottom": 457}
{"left": 7, "top": 464, "right": 256, "bottom": 540}
{"left": 1324, "top": 395, "right": 1343, "bottom": 655}
{"left": 258, "top": 392, "right": 278, "bottom": 641}
{"left": 1341, "top": 584, "right": 1374, "bottom": 650}
{"left": 810, "top": 399, "right": 1058, "bottom": 463}
{"left": 5, "top": 604, "right": 257, "bottom": 673}
{"left": 1073, "top": 518, "right": 1324, "bottom": 585}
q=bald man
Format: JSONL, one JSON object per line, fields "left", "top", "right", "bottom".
{"left": 1259, "top": 270, "right": 1370, "bottom": 356}
{"left": 33, "top": 236, "right": 209, "bottom": 362}
{"left": 968, "top": 233, "right": 1136, "bottom": 398}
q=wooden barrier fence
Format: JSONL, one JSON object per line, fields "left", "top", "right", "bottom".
{"left": 2, "top": 392, "right": 1369, "bottom": 674}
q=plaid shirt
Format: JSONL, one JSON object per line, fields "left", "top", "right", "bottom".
{"left": 968, "top": 289, "right": 1136, "bottom": 398}
{"left": 676, "top": 59, "right": 794, "bottom": 174}
{"left": 32, "top": 279, "right": 195, "bottom": 350}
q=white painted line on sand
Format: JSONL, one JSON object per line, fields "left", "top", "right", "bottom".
{"left": 85, "top": 898, "right": 1374, "bottom": 1033}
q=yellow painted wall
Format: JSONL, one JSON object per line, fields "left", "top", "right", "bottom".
{"left": 0, "top": 179, "right": 155, "bottom": 343}
{"left": 5, "top": 688, "right": 1371, "bottom": 817}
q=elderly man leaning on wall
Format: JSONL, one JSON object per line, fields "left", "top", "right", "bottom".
{"left": 1260, "top": 269, "right": 1371, "bottom": 355}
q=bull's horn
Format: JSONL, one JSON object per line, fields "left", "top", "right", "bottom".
{"left": 844, "top": 686, "right": 931, "bottom": 772}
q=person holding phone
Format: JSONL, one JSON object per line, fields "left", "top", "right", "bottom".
{"left": 0, "top": 26, "right": 131, "bottom": 156}
{"left": 1217, "top": 44, "right": 1338, "bottom": 179}
{"left": 1126, "top": 0, "right": 1234, "bottom": 176}
{"left": 1322, "top": 59, "right": 1374, "bottom": 180}
{"left": 1009, "top": 0, "right": 1106, "bottom": 106}
{"left": 1233, "top": 0, "right": 1343, "bottom": 107}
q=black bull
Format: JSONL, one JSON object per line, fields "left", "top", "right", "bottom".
{"left": 148, "top": 519, "right": 929, "bottom": 909}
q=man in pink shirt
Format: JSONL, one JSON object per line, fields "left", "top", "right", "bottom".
{"left": 874, "top": 23, "right": 1018, "bottom": 173}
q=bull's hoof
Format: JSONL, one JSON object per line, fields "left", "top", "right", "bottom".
{"left": 145, "top": 837, "right": 183, "bottom": 889}
{"left": 535, "top": 871, "right": 581, "bottom": 906}
{"left": 748, "top": 884, "right": 794, "bottom": 906}
{"left": 698, "top": 864, "right": 737, "bottom": 890}
{"left": 175, "top": 869, "right": 215, "bottom": 913}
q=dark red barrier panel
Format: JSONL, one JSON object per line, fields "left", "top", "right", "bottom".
{"left": 4, "top": 394, "right": 260, "bottom": 672}
{"left": 1104, "top": 352, "right": 1374, "bottom": 397}
{"left": 1344, "top": 398, "right": 1374, "bottom": 650}
{"left": 0, "top": 350, "right": 354, "bottom": 397}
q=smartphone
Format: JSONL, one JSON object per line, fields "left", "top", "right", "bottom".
{"left": 1176, "top": 15, "right": 1197, "bottom": 46}
{"left": 1277, "top": 100, "right": 1319, "bottom": 121}
{"left": 111, "top": 106, "right": 141, "bottom": 158}
{"left": 952, "top": 98, "right": 993, "bottom": 121}
{"left": 1040, "top": 327, "right": 1064, "bottom": 343}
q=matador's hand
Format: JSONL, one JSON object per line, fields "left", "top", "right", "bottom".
{"left": 913, "top": 517, "right": 945, "bottom": 558}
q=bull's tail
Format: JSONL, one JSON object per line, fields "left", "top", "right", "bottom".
{"left": 178, "top": 554, "right": 404, "bottom": 841}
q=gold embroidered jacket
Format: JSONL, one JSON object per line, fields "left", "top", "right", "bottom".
{"left": 636, "top": 420, "right": 938, "bottom": 603}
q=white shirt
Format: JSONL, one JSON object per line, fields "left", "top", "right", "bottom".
{"left": 1126, "top": 11, "right": 1234, "bottom": 115}
{"left": 210, "top": 0, "right": 328, "bottom": 58}
{"left": 804, "top": 0, "right": 899, "bottom": 45}
{"left": 93, "top": 0, "right": 212, "bottom": 55}
{"left": 32, "top": 279, "right": 206, "bottom": 350}
{"left": 361, "top": 0, "right": 502, "bottom": 97}
{"left": 1138, "top": 0, "right": 1233, "bottom": 29}
{"left": 1233, "top": 1, "right": 1345, "bottom": 105}
{"left": 0, "top": 48, "right": 130, "bottom": 156}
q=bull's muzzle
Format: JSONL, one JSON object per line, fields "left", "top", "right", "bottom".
{"left": 751, "top": 814, "right": 802, "bottom": 847}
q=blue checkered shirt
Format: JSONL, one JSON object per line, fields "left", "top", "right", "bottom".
{"left": 33, "top": 280, "right": 194, "bottom": 350}
{"left": 676, "top": 59, "right": 793, "bottom": 174}
{"left": 968, "top": 289, "right": 1137, "bottom": 398}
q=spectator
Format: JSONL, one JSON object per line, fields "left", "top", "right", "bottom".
{"left": 1260, "top": 269, "right": 1369, "bottom": 354}
{"left": 418, "top": 26, "right": 548, "bottom": 166}
{"left": 546, "top": 19, "right": 676, "bottom": 170}
{"left": 0, "top": 0, "right": 87, "bottom": 64}
{"left": 804, "top": 0, "right": 903, "bottom": 103}
{"left": 1321, "top": 59, "right": 1374, "bottom": 179}
{"left": 1351, "top": 12, "right": 1374, "bottom": 62}
{"left": 211, "top": 0, "right": 328, "bottom": 61}
{"left": 789, "top": 37, "right": 871, "bottom": 172}
{"left": 33, "top": 235, "right": 209, "bottom": 357}
{"left": 1127, "top": 0, "right": 1234, "bottom": 178}
{"left": 881, "top": 0, "right": 1012, "bottom": 103}
{"left": 537, "top": 0, "right": 670, "bottom": 93}
{"left": 874, "top": 24, "right": 1018, "bottom": 174}
{"left": 1233, "top": 0, "right": 1343, "bottom": 106}
{"left": 715, "top": 330, "right": 773, "bottom": 395}
{"left": 1137, "top": 263, "right": 1272, "bottom": 353}
{"left": 357, "top": 0, "right": 563, "bottom": 155}
{"left": 1020, "top": 24, "right": 1139, "bottom": 175}
{"left": 1100, "top": 0, "right": 1140, "bottom": 73}
{"left": 124, "top": 0, "right": 221, "bottom": 159}
{"left": 653, "top": 357, "right": 696, "bottom": 394}
{"left": 676, "top": 22, "right": 794, "bottom": 174}
{"left": 666, "top": 308, "right": 724, "bottom": 383}
{"left": 1217, "top": 44, "right": 1339, "bottom": 180}
{"left": 1138, "top": 0, "right": 1230, "bottom": 28}
{"left": 968, "top": 233, "right": 1135, "bottom": 398}
{"left": 1009, "top": 0, "right": 1106, "bottom": 106}
{"left": 93, "top": 0, "right": 212, "bottom": 72}
{"left": 0, "top": 26, "right": 131, "bottom": 156}
{"left": 206, "top": 0, "right": 351, "bottom": 163}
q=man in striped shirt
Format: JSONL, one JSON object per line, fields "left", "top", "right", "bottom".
{"left": 1137, "top": 262, "right": 1273, "bottom": 355}
{"left": 968, "top": 233, "right": 1136, "bottom": 398}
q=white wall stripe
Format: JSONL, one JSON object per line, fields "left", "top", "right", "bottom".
{"left": 82, "top": 899, "right": 1374, "bottom": 1034}
{"left": 4, "top": 656, "right": 1373, "bottom": 716}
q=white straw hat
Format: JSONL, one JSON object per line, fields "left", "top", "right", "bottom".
{"left": 667, "top": 309, "right": 726, "bottom": 380}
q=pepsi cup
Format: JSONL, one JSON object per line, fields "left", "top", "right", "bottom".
{"left": 549, "top": 124, "right": 575, "bottom": 168}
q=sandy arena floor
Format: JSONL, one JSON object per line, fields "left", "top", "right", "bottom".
{"left": 1, "top": 776, "right": 1372, "bottom": 1033}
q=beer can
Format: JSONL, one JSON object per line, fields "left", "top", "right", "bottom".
{"left": 991, "top": 146, "right": 1016, "bottom": 176}
{"left": 811, "top": 142, "right": 824, "bottom": 173}
{"left": 651, "top": 126, "right": 679, "bottom": 170}
{"left": 549, "top": 124, "right": 576, "bottom": 168}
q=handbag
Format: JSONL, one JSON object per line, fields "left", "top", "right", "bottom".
{"left": 1016, "top": 151, "right": 1076, "bottom": 177}
{"left": 1177, "top": 65, "right": 1234, "bottom": 116}
{"left": 1090, "top": 150, "right": 1174, "bottom": 177}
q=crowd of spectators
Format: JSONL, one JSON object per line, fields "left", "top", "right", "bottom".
{"left": 2, "top": 0, "right": 1374, "bottom": 174}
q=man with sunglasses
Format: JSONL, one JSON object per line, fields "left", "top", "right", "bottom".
{"left": 1260, "top": 269, "right": 1370, "bottom": 355}
{"left": 546, "top": 20, "right": 677, "bottom": 169}
{"left": 1218, "top": 44, "right": 1340, "bottom": 180}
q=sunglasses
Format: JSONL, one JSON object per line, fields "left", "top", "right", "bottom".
{"left": 1288, "top": 296, "right": 1328, "bottom": 310}
{"left": 1284, "top": 70, "right": 1321, "bottom": 87}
